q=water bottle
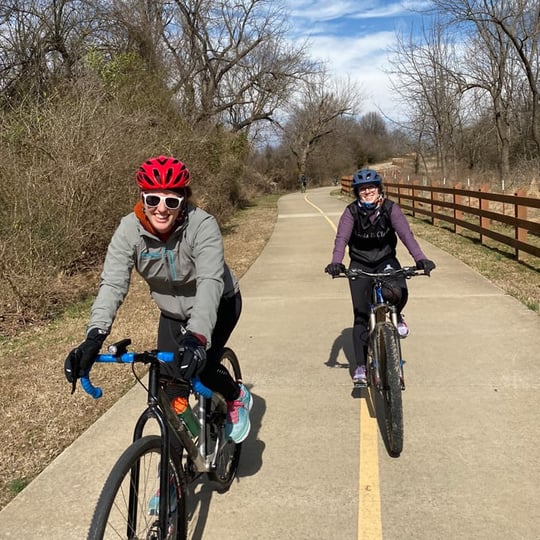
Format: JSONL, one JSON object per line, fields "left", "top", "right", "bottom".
{"left": 171, "top": 396, "right": 200, "bottom": 438}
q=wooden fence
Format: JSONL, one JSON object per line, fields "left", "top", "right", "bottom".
{"left": 340, "top": 176, "right": 540, "bottom": 261}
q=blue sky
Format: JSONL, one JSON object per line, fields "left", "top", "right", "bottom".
{"left": 286, "top": 1, "right": 432, "bottom": 120}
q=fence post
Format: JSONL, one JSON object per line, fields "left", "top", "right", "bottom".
{"left": 396, "top": 180, "right": 403, "bottom": 206}
{"left": 431, "top": 181, "right": 439, "bottom": 225}
{"left": 454, "top": 182, "right": 463, "bottom": 233}
{"left": 515, "top": 188, "right": 528, "bottom": 261}
{"left": 341, "top": 176, "right": 352, "bottom": 196}
{"left": 479, "top": 183, "right": 490, "bottom": 246}
{"left": 412, "top": 179, "right": 419, "bottom": 218}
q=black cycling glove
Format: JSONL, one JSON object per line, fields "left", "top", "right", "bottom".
{"left": 64, "top": 328, "right": 108, "bottom": 387}
{"left": 416, "top": 259, "right": 436, "bottom": 276}
{"left": 325, "top": 263, "right": 346, "bottom": 277}
{"left": 176, "top": 331, "right": 207, "bottom": 380}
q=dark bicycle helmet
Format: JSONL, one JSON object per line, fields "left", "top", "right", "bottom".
{"left": 351, "top": 168, "right": 382, "bottom": 187}
{"left": 136, "top": 156, "right": 191, "bottom": 191}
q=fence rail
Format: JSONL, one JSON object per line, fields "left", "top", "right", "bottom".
{"left": 340, "top": 176, "right": 540, "bottom": 261}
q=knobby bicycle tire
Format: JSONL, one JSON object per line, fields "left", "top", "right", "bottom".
{"left": 88, "top": 435, "right": 187, "bottom": 540}
{"left": 377, "top": 323, "right": 404, "bottom": 456}
{"left": 207, "top": 347, "right": 243, "bottom": 492}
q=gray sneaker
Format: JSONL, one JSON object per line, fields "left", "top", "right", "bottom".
{"left": 352, "top": 365, "right": 367, "bottom": 386}
{"left": 397, "top": 314, "right": 409, "bottom": 338}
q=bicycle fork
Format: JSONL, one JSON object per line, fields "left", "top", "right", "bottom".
{"left": 390, "top": 311, "right": 407, "bottom": 391}
{"left": 369, "top": 316, "right": 406, "bottom": 391}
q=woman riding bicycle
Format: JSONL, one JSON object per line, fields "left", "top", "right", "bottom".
{"left": 325, "top": 168, "right": 435, "bottom": 386}
{"left": 64, "top": 155, "right": 251, "bottom": 443}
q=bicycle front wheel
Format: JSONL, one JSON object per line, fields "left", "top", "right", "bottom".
{"left": 207, "top": 347, "right": 242, "bottom": 492}
{"left": 377, "top": 323, "right": 404, "bottom": 456}
{"left": 88, "top": 435, "right": 187, "bottom": 540}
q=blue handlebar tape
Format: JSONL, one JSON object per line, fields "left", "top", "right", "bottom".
{"left": 80, "top": 376, "right": 103, "bottom": 399}
{"left": 79, "top": 351, "right": 213, "bottom": 399}
{"left": 192, "top": 377, "right": 213, "bottom": 399}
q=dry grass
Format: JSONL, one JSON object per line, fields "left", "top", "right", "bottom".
{"left": 0, "top": 195, "right": 279, "bottom": 510}
{"left": 409, "top": 218, "right": 540, "bottom": 312}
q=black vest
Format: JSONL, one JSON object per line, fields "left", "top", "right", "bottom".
{"left": 347, "top": 199, "right": 397, "bottom": 266}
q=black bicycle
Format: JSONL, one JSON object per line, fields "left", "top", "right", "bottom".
{"left": 80, "top": 338, "right": 242, "bottom": 539}
{"left": 338, "top": 266, "right": 428, "bottom": 456}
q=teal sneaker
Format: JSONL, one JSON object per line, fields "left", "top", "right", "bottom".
{"left": 238, "top": 382, "right": 253, "bottom": 411}
{"left": 225, "top": 383, "right": 252, "bottom": 443}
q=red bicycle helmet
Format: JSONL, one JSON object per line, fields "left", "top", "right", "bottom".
{"left": 136, "top": 156, "right": 191, "bottom": 191}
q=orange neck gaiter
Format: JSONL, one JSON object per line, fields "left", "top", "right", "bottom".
{"left": 134, "top": 200, "right": 177, "bottom": 242}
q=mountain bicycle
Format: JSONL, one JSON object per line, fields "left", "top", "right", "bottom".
{"left": 80, "top": 338, "right": 243, "bottom": 539}
{"left": 337, "top": 266, "right": 428, "bottom": 456}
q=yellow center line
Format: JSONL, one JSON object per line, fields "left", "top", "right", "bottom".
{"left": 304, "top": 192, "right": 383, "bottom": 540}
{"left": 359, "top": 393, "right": 382, "bottom": 539}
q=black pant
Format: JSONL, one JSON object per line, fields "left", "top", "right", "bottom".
{"left": 157, "top": 291, "right": 242, "bottom": 401}
{"left": 348, "top": 258, "right": 408, "bottom": 368}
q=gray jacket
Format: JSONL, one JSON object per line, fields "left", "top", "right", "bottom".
{"left": 88, "top": 205, "right": 239, "bottom": 346}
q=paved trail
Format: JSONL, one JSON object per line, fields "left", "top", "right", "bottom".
{"left": 1, "top": 187, "right": 539, "bottom": 539}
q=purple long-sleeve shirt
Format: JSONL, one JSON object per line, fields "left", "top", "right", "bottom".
{"left": 331, "top": 201, "right": 426, "bottom": 264}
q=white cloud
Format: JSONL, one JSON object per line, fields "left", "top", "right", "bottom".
{"left": 288, "top": 1, "right": 424, "bottom": 21}
{"left": 303, "top": 31, "right": 400, "bottom": 117}
{"left": 285, "top": 1, "right": 420, "bottom": 119}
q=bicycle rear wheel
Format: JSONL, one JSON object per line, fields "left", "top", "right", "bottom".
{"left": 207, "top": 347, "right": 242, "bottom": 492}
{"left": 376, "top": 323, "right": 404, "bottom": 456}
{"left": 88, "top": 435, "right": 187, "bottom": 540}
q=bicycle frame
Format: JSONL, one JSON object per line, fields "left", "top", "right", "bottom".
{"left": 81, "top": 345, "right": 229, "bottom": 537}
{"left": 128, "top": 360, "right": 213, "bottom": 537}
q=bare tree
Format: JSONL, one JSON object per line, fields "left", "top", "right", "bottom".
{"left": 280, "top": 71, "right": 363, "bottom": 179}
{"left": 157, "top": 0, "right": 317, "bottom": 132}
{"left": 389, "top": 21, "right": 464, "bottom": 178}
{"left": 462, "top": 27, "right": 519, "bottom": 185}
{"left": 430, "top": 0, "right": 540, "bottom": 154}
{"left": 96, "top": 0, "right": 167, "bottom": 72}
{"left": 0, "top": 0, "right": 99, "bottom": 101}
{"left": 0, "top": 0, "right": 317, "bottom": 135}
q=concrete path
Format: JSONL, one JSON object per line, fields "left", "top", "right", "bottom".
{"left": 1, "top": 187, "right": 539, "bottom": 540}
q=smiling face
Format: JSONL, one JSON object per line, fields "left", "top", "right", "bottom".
{"left": 141, "top": 190, "right": 183, "bottom": 234}
{"left": 357, "top": 183, "right": 380, "bottom": 204}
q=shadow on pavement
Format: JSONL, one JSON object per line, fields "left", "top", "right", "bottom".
{"left": 325, "top": 327, "right": 355, "bottom": 377}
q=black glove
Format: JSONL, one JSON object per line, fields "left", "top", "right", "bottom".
{"left": 176, "top": 331, "right": 207, "bottom": 380}
{"left": 325, "top": 263, "right": 346, "bottom": 277}
{"left": 416, "top": 259, "right": 436, "bottom": 276}
{"left": 64, "top": 328, "right": 108, "bottom": 386}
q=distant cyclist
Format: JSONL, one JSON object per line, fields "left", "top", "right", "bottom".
{"left": 64, "top": 156, "right": 252, "bottom": 443}
{"left": 299, "top": 174, "right": 307, "bottom": 193}
{"left": 325, "top": 168, "right": 435, "bottom": 386}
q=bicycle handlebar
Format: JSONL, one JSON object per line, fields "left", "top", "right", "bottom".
{"left": 80, "top": 349, "right": 213, "bottom": 400}
{"left": 343, "top": 265, "right": 424, "bottom": 279}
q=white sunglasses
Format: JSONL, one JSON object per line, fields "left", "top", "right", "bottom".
{"left": 142, "top": 193, "right": 184, "bottom": 210}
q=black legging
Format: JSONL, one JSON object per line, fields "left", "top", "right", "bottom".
{"left": 157, "top": 291, "right": 242, "bottom": 401}
{"left": 348, "top": 258, "right": 408, "bottom": 369}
